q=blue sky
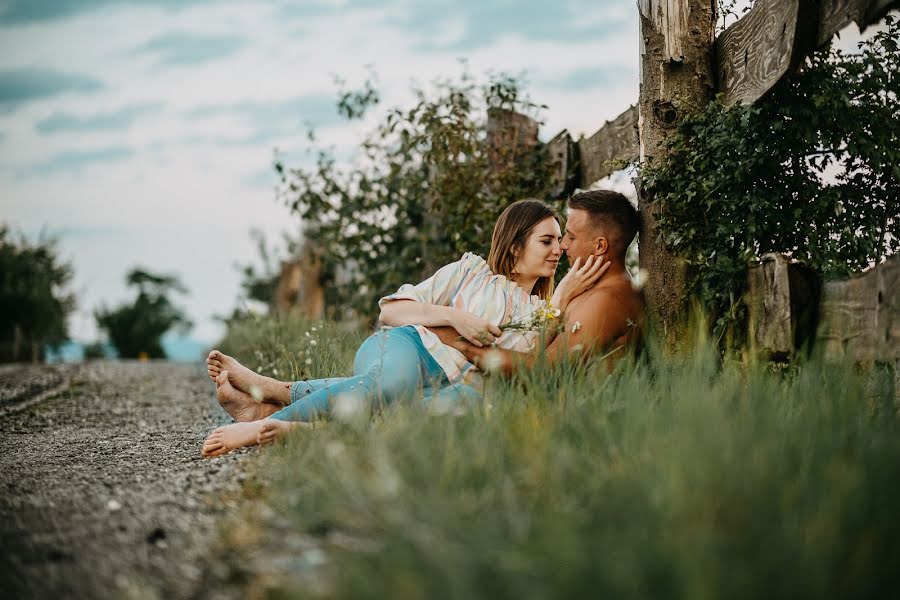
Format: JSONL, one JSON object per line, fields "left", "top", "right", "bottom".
{"left": 0, "top": 0, "right": 876, "bottom": 345}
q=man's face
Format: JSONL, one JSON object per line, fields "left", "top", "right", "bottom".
{"left": 560, "top": 209, "right": 602, "bottom": 264}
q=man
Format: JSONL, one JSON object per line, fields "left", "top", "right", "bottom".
{"left": 433, "top": 189, "right": 645, "bottom": 372}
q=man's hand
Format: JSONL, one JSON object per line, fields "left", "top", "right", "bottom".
{"left": 431, "top": 326, "right": 471, "bottom": 354}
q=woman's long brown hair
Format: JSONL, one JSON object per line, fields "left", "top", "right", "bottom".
{"left": 487, "top": 198, "right": 560, "bottom": 298}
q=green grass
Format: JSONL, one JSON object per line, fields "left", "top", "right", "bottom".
{"left": 220, "top": 314, "right": 900, "bottom": 599}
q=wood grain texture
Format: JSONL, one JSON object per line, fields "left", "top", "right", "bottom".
{"left": 747, "top": 253, "right": 795, "bottom": 355}
{"left": 577, "top": 105, "right": 639, "bottom": 187}
{"left": 817, "top": 254, "right": 900, "bottom": 363}
{"left": 818, "top": 0, "right": 900, "bottom": 46}
{"left": 747, "top": 253, "right": 821, "bottom": 358}
{"left": 546, "top": 129, "right": 577, "bottom": 198}
{"left": 638, "top": 0, "right": 691, "bottom": 62}
{"left": 715, "top": 0, "right": 811, "bottom": 107}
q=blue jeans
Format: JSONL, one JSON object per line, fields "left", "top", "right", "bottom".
{"left": 270, "top": 326, "right": 480, "bottom": 422}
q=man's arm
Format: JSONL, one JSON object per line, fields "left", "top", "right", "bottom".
{"left": 431, "top": 289, "right": 634, "bottom": 375}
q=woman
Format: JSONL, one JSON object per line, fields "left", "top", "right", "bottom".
{"left": 202, "top": 199, "right": 607, "bottom": 457}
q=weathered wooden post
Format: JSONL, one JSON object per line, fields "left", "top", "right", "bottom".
{"left": 637, "top": 0, "right": 716, "bottom": 345}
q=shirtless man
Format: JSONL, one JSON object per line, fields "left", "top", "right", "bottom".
{"left": 431, "top": 189, "right": 644, "bottom": 371}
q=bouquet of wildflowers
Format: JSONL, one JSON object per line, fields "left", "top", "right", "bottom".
{"left": 500, "top": 299, "right": 562, "bottom": 335}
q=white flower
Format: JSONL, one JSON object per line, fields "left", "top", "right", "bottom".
{"left": 481, "top": 349, "right": 504, "bottom": 373}
{"left": 309, "top": 340, "right": 318, "bottom": 346}
{"left": 634, "top": 268, "right": 649, "bottom": 290}
{"left": 333, "top": 391, "right": 365, "bottom": 421}
{"left": 326, "top": 441, "right": 345, "bottom": 458}
{"left": 310, "top": 326, "right": 317, "bottom": 332}
{"left": 305, "top": 358, "right": 313, "bottom": 365}
{"left": 571, "top": 343, "right": 584, "bottom": 353}
{"left": 249, "top": 385, "right": 264, "bottom": 402}
{"left": 570, "top": 321, "right": 582, "bottom": 333}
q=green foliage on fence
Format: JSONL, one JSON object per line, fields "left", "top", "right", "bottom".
{"left": 638, "top": 16, "right": 899, "bottom": 335}
{"left": 276, "top": 73, "right": 558, "bottom": 318}
{"left": 0, "top": 225, "right": 74, "bottom": 362}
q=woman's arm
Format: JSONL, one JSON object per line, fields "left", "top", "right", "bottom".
{"left": 550, "top": 254, "right": 610, "bottom": 314}
{"left": 379, "top": 300, "right": 502, "bottom": 347}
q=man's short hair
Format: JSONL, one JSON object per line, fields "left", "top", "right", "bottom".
{"left": 567, "top": 189, "right": 639, "bottom": 256}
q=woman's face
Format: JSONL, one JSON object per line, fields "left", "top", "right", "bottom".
{"left": 512, "top": 216, "right": 562, "bottom": 280}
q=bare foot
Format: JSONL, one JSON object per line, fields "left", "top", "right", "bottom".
{"left": 201, "top": 421, "right": 265, "bottom": 457}
{"left": 216, "top": 370, "right": 279, "bottom": 422}
{"left": 257, "top": 419, "right": 310, "bottom": 446}
{"left": 207, "top": 350, "right": 290, "bottom": 406}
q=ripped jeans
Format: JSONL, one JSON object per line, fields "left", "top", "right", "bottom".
{"left": 269, "top": 326, "right": 480, "bottom": 422}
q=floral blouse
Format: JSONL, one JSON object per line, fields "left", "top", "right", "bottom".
{"left": 378, "top": 252, "right": 546, "bottom": 392}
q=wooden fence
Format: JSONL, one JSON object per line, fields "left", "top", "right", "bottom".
{"left": 548, "top": 0, "right": 898, "bottom": 192}
{"left": 538, "top": 0, "right": 899, "bottom": 365}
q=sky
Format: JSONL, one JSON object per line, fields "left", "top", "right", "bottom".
{"left": 0, "top": 0, "right": 883, "bottom": 346}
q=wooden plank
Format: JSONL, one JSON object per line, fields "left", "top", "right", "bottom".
{"left": 714, "top": 0, "right": 815, "bottom": 107}
{"left": 637, "top": 0, "right": 716, "bottom": 346}
{"left": 638, "top": 0, "right": 692, "bottom": 62}
{"left": 747, "top": 253, "right": 795, "bottom": 356}
{"left": 714, "top": 0, "right": 900, "bottom": 107}
{"left": 546, "top": 129, "right": 577, "bottom": 198}
{"left": 576, "top": 105, "right": 639, "bottom": 187}
{"left": 746, "top": 253, "right": 821, "bottom": 358}
{"left": 817, "top": 254, "right": 900, "bottom": 363}
{"left": 818, "top": 0, "right": 900, "bottom": 46}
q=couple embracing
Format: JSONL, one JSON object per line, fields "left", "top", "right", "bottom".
{"left": 203, "top": 189, "right": 644, "bottom": 457}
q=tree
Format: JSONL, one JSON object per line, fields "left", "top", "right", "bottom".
{"left": 95, "top": 268, "right": 192, "bottom": 359}
{"left": 276, "top": 72, "right": 557, "bottom": 318}
{"left": 0, "top": 225, "right": 75, "bottom": 363}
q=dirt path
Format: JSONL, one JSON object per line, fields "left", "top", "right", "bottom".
{"left": 0, "top": 361, "right": 250, "bottom": 599}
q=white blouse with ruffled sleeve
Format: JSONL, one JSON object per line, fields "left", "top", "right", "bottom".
{"left": 379, "top": 253, "right": 546, "bottom": 392}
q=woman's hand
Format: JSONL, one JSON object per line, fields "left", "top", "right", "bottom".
{"left": 450, "top": 309, "right": 502, "bottom": 347}
{"left": 552, "top": 254, "right": 610, "bottom": 312}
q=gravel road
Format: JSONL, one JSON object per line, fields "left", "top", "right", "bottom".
{"left": 0, "top": 361, "right": 252, "bottom": 599}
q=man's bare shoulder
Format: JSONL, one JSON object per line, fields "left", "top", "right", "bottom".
{"left": 568, "top": 277, "right": 644, "bottom": 316}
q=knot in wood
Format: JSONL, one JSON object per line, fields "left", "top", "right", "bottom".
{"left": 652, "top": 100, "right": 678, "bottom": 127}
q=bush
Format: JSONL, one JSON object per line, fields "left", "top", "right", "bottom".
{"left": 277, "top": 72, "right": 557, "bottom": 318}
{"left": 95, "top": 268, "right": 192, "bottom": 359}
{"left": 0, "top": 225, "right": 74, "bottom": 362}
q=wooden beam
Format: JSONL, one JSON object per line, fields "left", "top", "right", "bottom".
{"left": 746, "top": 253, "right": 821, "bottom": 358}
{"left": 715, "top": 0, "right": 900, "bottom": 107}
{"left": 638, "top": 0, "right": 716, "bottom": 348}
{"left": 818, "top": 0, "right": 900, "bottom": 46}
{"left": 576, "top": 105, "right": 639, "bottom": 187}
{"left": 637, "top": 0, "right": 691, "bottom": 62}
{"left": 546, "top": 129, "right": 578, "bottom": 198}
{"left": 817, "top": 254, "right": 900, "bottom": 363}
{"left": 715, "top": 0, "right": 817, "bottom": 107}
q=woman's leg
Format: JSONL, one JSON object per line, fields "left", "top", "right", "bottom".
{"left": 290, "top": 378, "right": 347, "bottom": 403}
{"left": 270, "top": 329, "right": 429, "bottom": 422}
{"left": 202, "top": 328, "right": 441, "bottom": 457}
